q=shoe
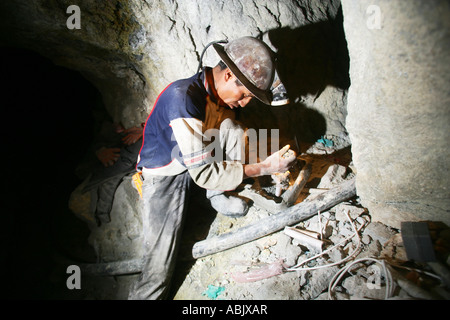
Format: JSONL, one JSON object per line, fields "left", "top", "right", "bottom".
{"left": 206, "top": 190, "right": 249, "bottom": 218}
{"left": 270, "top": 70, "right": 290, "bottom": 106}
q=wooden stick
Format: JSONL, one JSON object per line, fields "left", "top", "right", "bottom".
{"left": 281, "top": 162, "right": 312, "bottom": 206}
{"left": 192, "top": 177, "right": 356, "bottom": 259}
{"left": 284, "top": 227, "right": 324, "bottom": 252}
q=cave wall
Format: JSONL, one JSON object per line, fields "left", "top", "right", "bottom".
{"left": 2, "top": 0, "right": 448, "bottom": 233}
{"left": 0, "top": 0, "right": 352, "bottom": 263}
{"left": 0, "top": 0, "right": 349, "bottom": 147}
{"left": 342, "top": 0, "right": 450, "bottom": 228}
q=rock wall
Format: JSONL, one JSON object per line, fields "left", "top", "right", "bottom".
{"left": 0, "top": 0, "right": 350, "bottom": 147}
{"left": 3, "top": 0, "right": 448, "bottom": 245}
{"left": 68, "top": 176, "right": 144, "bottom": 262}
{"left": 0, "top": 0, "right": 352, "bottom": 263}
{"left": 342, "top": 0, "right": 450, "bottom": 227}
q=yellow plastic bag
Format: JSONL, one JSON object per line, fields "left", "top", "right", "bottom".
{"left": 132, "top": 171, "right": 143, "bottom": 199}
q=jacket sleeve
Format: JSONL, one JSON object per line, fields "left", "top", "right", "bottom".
{"left": 170, "top": 117, "right": 244, "bottom": 191}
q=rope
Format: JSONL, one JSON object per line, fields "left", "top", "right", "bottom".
{"left": 327, "top": 257, "right": 395, "bottom": 300}
{"left": 285, "top": 210, "right": 365, "bottom": 272}
{"left": 283, "top": 210, "right": 396, "bottom": 300}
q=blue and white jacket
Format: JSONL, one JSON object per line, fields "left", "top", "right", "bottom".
{"left": 137, "top": 68, "right": 244, "bottom": 191}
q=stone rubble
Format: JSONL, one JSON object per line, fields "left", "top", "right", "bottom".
{"left": 172, "top": 155, "right": 450, "bottom": 300}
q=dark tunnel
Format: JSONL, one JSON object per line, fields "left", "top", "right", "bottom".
{"left": 1, "top": 47, "right": 99, "bottom": 299}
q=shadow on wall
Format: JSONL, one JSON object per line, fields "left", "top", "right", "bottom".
{"left": 269, "top": 6, "right": 350, "bottom": 99}
{"left": 240, "top": 5, "right": 350, "bottom": 151}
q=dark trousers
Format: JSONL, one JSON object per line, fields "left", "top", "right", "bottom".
{"left": 128, "top": 119, "right": 248, "bottom": 299}
{"left": 128, "top": 171, "right": 193, "bottom": 300}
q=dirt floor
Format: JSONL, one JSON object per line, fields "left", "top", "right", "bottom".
{"left": 168, "top": 145, "right": 450, "bottom": 300}
{"left": 45, "top": 143, "right": 450, "bottom": 300}
{"left": 169, "top": 147, "right": 352, "bottom": 299}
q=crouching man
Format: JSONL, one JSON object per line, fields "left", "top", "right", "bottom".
{"left": 128, "top": 37, "right": 296, "bottom": 300}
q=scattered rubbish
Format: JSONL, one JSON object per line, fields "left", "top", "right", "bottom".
{"left": 401, "top": 221, "right": 450, "bottom": 288}
{"left": 317, "top": 136, "right": 334, "bottom": 148}
{"left": 177, "top": 147, "right": 450, "bottom": 300}
{"left": 285, "top": 209, "right": 366, "bottom": 272}
{"left": 401, "top": 221, "right": 436, "bottom": 262}
{"left": 202, "top": 285, "right": 226, "bottom": 300}
{"left": 231, "top": 259, "right": 286, "bottom": 283}
{"left": 328, "top": 258, "right": 395, "bottom": 300}
{"left": 284, "top": 226, "right": 324, "bottom": 252}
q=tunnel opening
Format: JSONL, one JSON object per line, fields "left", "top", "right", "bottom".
{"left": 1, "top": 47, "right": 100, "bottom": 299}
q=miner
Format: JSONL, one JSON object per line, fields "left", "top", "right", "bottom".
{"left": 128, "top": 36, "right": 296, "bottom": 299}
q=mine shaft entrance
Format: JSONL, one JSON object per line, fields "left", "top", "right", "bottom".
{"left": 1, "top": 47, "right": 99, "bottom": 299}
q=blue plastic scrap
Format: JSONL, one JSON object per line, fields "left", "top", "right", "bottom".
{"left": 202, "top": 285, "right": 226, "bottom": 300}
{"left": 317, "top": 136, "right": 334, "bottom": 148}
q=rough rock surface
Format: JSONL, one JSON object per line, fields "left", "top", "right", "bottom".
{"left": 3, "top": 0, "right": 449, "bottom": 301}
{"left": 0, "top": 0, "right": 350, "bottom": 147}
{"left": 87, "top": 177, "right": 144, "bottom": 262}
{"left": 342, "top": 0, "right": 450, "bottom": 228}
{"left": 69, "top": 175, "right": 144, "bottom": 263}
